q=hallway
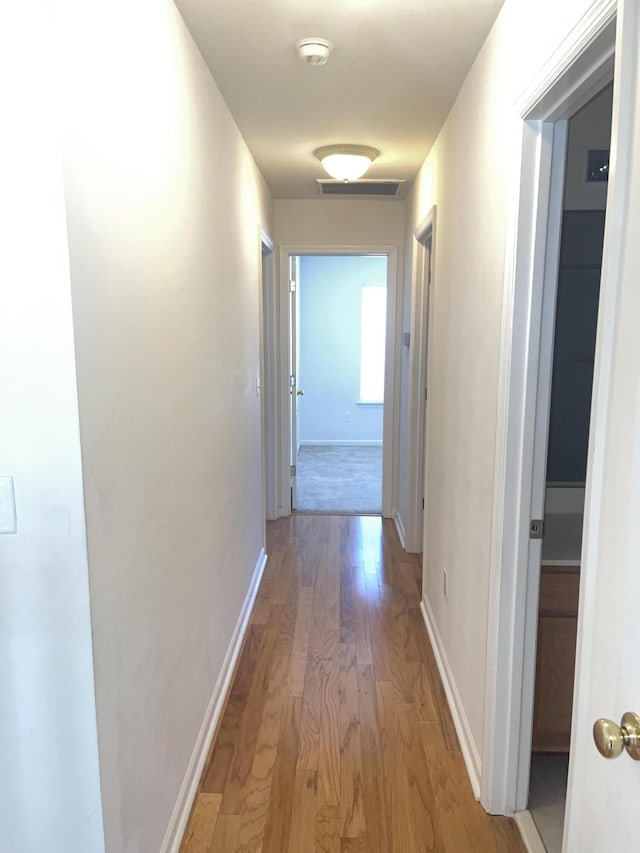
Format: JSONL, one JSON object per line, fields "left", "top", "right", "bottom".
{"left": 181, "top": 516, "right": 524, "bottom": 851}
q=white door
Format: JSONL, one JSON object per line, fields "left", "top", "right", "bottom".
{"left": 564, "top": 6, "right": 640, "bottom": 848}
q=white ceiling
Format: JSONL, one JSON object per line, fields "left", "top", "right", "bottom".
{"left": 175, "top": 0, "right": 505, "bottom": 199}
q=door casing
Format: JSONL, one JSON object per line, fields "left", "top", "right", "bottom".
{"left": 274, "top": 245, "right": 400, "bottom": 518}
{"left": 260, "top": 230, "right": 278, "bottom": 523}
{"left": 481, "top": 0, "right": 616, "bottom": 818}
{"left": 404, "top": 208, "right": 436, "bottom": 554}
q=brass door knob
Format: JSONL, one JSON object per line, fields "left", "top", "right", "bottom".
{"left": 593, "top": 712, "right": 640, "bottom": 760}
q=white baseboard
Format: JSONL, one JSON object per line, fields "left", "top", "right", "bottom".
{"left": 394, "top": 511, "right": 407, "bottom": 550}
{"left": 160, "top": 547, "right": 268, "bottom": 853}
{"left": 514, "top": 810, "right": 547, "bottom": 853}
{"left": 420, "top": 598, "right": 482, "bottom": 798}
{"left": 299, "top": 440, "right": 383, "bottom": 447}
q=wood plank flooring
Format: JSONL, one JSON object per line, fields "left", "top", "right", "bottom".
{"left": 180, "top": 515, "right": 524, "bottom": 853}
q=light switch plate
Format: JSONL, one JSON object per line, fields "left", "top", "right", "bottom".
{"left": 0, "top": 477, "right": 17, "bottom": 533}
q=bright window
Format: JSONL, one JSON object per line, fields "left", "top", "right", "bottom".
{"left": 359, "top": 285, "right": 386, "bottom": 403}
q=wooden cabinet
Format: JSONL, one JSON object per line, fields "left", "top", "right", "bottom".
{"left": 531, "top": 565, "right": 580, "bottom": 752}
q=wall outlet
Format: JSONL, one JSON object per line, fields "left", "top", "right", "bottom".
{"left": 443, "top": 568, "right": 448, "bottom": 600}
{"left": 344, "top": 411, "right": 351, "bottom": 422}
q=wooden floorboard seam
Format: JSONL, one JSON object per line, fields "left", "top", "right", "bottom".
{"left": 180, "top": 515, "right": 525, "bottom": 853}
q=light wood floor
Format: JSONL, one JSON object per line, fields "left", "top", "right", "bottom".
{"left": 180, "top": 515, "right": 525, "bottom": 852}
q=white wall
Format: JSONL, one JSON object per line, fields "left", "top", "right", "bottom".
{"left": 275, "top": 199, "right": 406, "bottom": 248}
{"left": 56, "top": 2, "right": 273, "bottom": 851}
{"left": 0, "top": 5, "right": 105, "bottom": 851}
{"left": 404, "top": 0, "right": 608, "bottom": 774}
{"left": 564, "top": 83, "right": 614, "bottom": 210}
{"left": 298, "top": 255, "right": 386, "bottom": 444}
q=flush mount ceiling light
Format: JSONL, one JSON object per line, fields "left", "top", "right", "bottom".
{"left": 295, "top": 38, "right": 334, "bottom": 66}
{"left": 314, "top": 145, "right": 381, "bottom": 181}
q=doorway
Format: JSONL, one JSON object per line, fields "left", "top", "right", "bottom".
{"left": 526, "top": 84, "right": 613, "bottom": 853}
{"left": 479, "top": 4, "right": 617, "bottom": 834}
{"left": 277, "top": 246, "right": 398, "bottom": 519}
{"left": 481, "top": 5, "right": 640, "bottom": 848}
{"left": 404, "top": 210, "right": 435, "bottom": 553}
{"left": 292, "top": 254, "right": 387, "bottom": 514}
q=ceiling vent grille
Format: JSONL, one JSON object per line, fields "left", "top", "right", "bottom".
{"left": 317, "top": 179, "right": 405, "bottom": 198}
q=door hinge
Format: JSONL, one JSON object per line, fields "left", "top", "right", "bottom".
{"left": 422, "top": 498, "right": 424, "bottom": 509}
{"left": 289, "top": 279, "right": 296, "bottom": 293}
{"left": 529, "top": 519, "right": 544, "bottom": 539}
{"left": 290, "top": 464, "right": 297, "bottom": 477}
{"left": 424, "top": 387, "right": 428, "bottom": 402}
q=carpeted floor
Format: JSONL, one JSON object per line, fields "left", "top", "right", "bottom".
{"left": 295, "top": 444, "right": 382, "bottom": 513}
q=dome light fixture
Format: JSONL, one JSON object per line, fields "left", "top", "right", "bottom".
{"left": 295, "top": 38, "right": 334, "bottom": 66}
{"left": 314, "top": 144, "right": 381, "bottom": 181}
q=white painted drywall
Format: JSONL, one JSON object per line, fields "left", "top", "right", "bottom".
{"left": 274, "top": 199, "right": 406, "bottom": 248}
{"left": 298, "top": 255, "right": 386, "bottom": 444}
{"left": 56, "top": 2, "right": 273, "bottom": 851}
{"left": 0, "top": 5, "right": 104, "bottom": 851}
{"left": 404, "top": 0, "right": 607, "bottom": 772}
{"left": 564, "top": 84, "right": 613, "bottom": 210}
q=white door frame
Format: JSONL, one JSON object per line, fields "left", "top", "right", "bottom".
{"left": 289, "top": 255, "right": 300, "bottom": 510}
{"left": 481, "top": 0, "right": 617, "bottom": 815}
{"left": 260, "top": 230, "right": 278, "bottom": 522}
{"left": 275, "top": 245, "right": 399, "bottom": 518}
{"left": 403, "top": 208, "right": 436, "bottom": 553}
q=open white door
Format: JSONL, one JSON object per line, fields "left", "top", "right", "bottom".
{"left": 564, "top": 4, "right": 640, "bottom": 848}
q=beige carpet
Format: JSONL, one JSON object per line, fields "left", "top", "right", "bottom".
{"left": 295, "top": 444, "right": 382, "bottom": 513}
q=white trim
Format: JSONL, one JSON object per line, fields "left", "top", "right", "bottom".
{"left": 299, "top": 439, "right": 382, "bottom": 447}
{"left": 277, "top": 246, "right": 400, "bottom": 519}
{"left": 483, "top": 119, "right": 569, "bottom": 815}
{"left": 261, "top": 234, "right": 278, "bottom": 521}
{"left": 260, "top": 228, "right": 275, "bottom": 256}
{"left": 515, "top": 1, "right": 616, "bottom": 120}
{"left": 514, "top": 811, "right": 547, "bottom": 853}
{"left": 414, "top": 211, "right": 435, "bottom": 244}
{"left": 160, "top": 548, "right": 268, "bottom": 853}
{"left": 516, "top": 120, "right": 569, "bottom": 810}
{"left": 420, "top": 599, "right": 481, "bottom": 798}
{"left": 393, "top": 510, "right": 407, "bottom": 550}
{"left": 482, "top": 0, "right": 616, "bottom": 817}
{"left": 278, "top": 248, "right": 292, "bottom": 517}
{"left": 404, "top": 207, "right": 436, "bottom": 553}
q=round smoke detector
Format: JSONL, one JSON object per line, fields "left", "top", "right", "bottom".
{"left": 295, "top": 38, "right": 334, "bottom": 66}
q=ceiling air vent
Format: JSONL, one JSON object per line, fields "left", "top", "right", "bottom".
{"left": 317, "top": 179, "right": 405, "bottom": 198}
